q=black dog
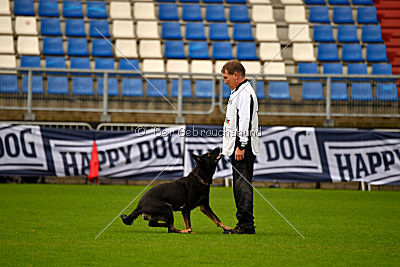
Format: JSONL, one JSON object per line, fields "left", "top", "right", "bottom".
{"left": 121, "top": 147, "right": 231, "bottom": 233}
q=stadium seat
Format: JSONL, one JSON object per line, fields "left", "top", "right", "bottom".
{"left": 206, "top": 5, "right": 226, "bottom": 22}
{"left": 372, "top": 64, "right": 394, "bottom": 81}
{"left": 357, "top": 7, "right": 378, "bottom": 24}
{"left": 20, "top": 56, "right": 41, "bottom": 70}
{"left": 17, "top": 36, "right": 40, "bottom": 55}
{"left": 97, "top": 78, "right": 119, "bottom": 96}
{"left": 342, "top": 44, "right": 364, "bottom": 62}
{"left": 0, "top": 0, "right": 10, "bottom": 14}
{"left": 70, "top": 57, "right": 91, "bottom": 75}
{"left": 330, "top": 83, "right": 348, "bottom": 100}
{"left": 241, "top": 61, "right": 261, "bottom": 75}
{"left": 376, "top": 83, "right": 398, "bottom": 101}
{"left": 0, "top": 17, "right": 12, "bottom": 34}
{"left": 309, "top": 6, "right": 330, "bottom": 23}
{"left": 171, "top": 79, "right": 192, "bottom": 98}
{"left": 65, "top": 19, "right": 86, "bottom": 37}
{"left": 203, "top": 0, "right": 223, "bottom": 2}
{"left": 213, "top": 42, "right": 233, "bottom": 60}
{"left": 233, "top": 24, "right": 254, "bottom": 41}
{"left": 38, "top": 0, "right": 59, "bottom": 17}
{"left": 255, "top": 24, "right": 278, "bottom": 41}
{"left": 347, "top": 63, "right": 367, "bottom": 80}
{"left": 0, "top": 74, "right": 18, "bottom": 93}
{"left": 136, "top": 21, "right": 159, "bottom": 39}
{"left": 281, "top": 0, "right": 302, "bottom": 3}
{"left": 90, "top": 20, "right": 110, "bottom": 38}
{"left": 121, "top": 78, "right": 143, "bottom": 97}
{"left": 63, "top": 1, "right": 83, "bottom": 18}
{"left": 158, "top": 4, "right": 179, "bottom": 20}
{"left": 47, "top": 76, "right": 69, "bottom": 95}
{"left": 351, "top": 83, "right": 373, "bottom": 100}
{"left": 68, "top": 38, "right": 89, "bottom": 56}
{"left": 260, "top": 43, "right": 282, "bottom": 61}
{"left": 329, "top": 0, "right": 349, "bottom": 4}
{"left": 146, "top": 79, "right": 168, "bottom": 97}
{"left": 366, "top": 44, "right": 388, "bottom": 62}
{"left": 14, "top": 0, "right": 35, "bottom": 15}
{"left": 110, "top": 2, "right": 132, "bottom": 19}
{"left": 209, "top": 23, "right": 230, "bottom": 41}
{"left": 226, "top": 0, "right": 246, "bottom": 3}
{"left": 87, "top": 1, "right": 107, "bottom": 19}
{"left": 361, "top": 25, "right": 384, "bottom": 43}
{"left": 337, "top": 25, "right": 359, "bottom": 43}
{"left": 188, "top": 42, "right": 210, "bottom": 59}
{"left": 298, "top": 62, "right": 319, "bottom": 80}
{"left": 15, "top": 17, "right": 37, "bottom": 35}
{"left": 195, "top": 80, "right": 213, "bottom": 98}
{"left": 21, "top": 56, "right": 43, "bottom": 94}
{"left": 269, "top": 81, "right": 290, "bottom": 100}
{"left": 333, "top": 7, "right": 354, "bottom": 24}
{"left": 230, "top": 6, "right": 250, "bottom": 22}
{"left": 323, "top": 63, "right": 344, "bottom": 80}
{"left": 191, "top": 60, "right": 213, "bottom": 79}
{"left": 166, "top": 59, "right": 189, "bottom": 79}
{"left": 41, "top": 18, "right": 62, "bottom": 36}
{"left": 302, "top": 82, "right": 324, "bottom": 100}
{"left": 318, "top": 44, "right": 339, "bottom": 61}
{"left": 237, "top": 43, "right": 258, "bottom": 61}
{"left": 252, "top": 5, "right": 274, "bottom": 23}
{"left": 133, "top": 2, "right": 156, "bottom": 20}
{"left": 222, "top": 83, "right": 231, "bottom": 99}
{"left": 162, "top": 22, "right": 182, "bottom": 39}
{"left": 112, "top": 21, "right": 134, "bottom": 38}
{"left": 305, "top": 0, "right": 326, "bottom": 4}
{"left": 284, "top": 6, "right": 307, "bottom": 23}
{"left": 288, "top": 24, "right": 311, "bottom": 42}
{"left": 352, "top": 0, "right": 374, "bottom": 4}
{"left": 45, "top": 56, "right": 66, "bottom": 69}
{"left": 139, "top": 40, "right": 162, "bottom": 58}
{"left": 142, "top": 59, "right": 165, "bottom": 78}
{"left": 182, "top": 4, "right": 203, "bottom": 21}
{"left": 165, "top": 41, "right": 186, "bottom": 59}
{"left": 92, "top": 39, "right": 113, "bottom": 57}
{"left": 254, "top": 81, "right": 266, "bottom": 100}
{"left": 72, "top": 77, "right": 94, "bottom": 95}
{"left": 313, "top": 25, "right": 335, "bottom": 42}
{"left": 186, "top": 23, "right": 206, "bottom": 40}
{"left": 119, "top": 58, "right": 140, "bottom": 76}
{"left": 94, "top": 58, "right": 114, "bottom": 72}
{"left": 0, "top": 36, "right": 14, "bottom": 53}
{"left": 43, "top": 37, "right": 64, "bottom": 55}
{"left": 263, "top": 62, "right": 286, "bottom": 80}
{"left": 180, "top": 0, "right": 200, "bottom": 2}
{"left": 115, "top": 40, "right": 138, "bottom": 58}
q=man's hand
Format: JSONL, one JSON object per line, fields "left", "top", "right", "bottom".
{"left": 235, "top": 147, "right": 245, "bottom": 161}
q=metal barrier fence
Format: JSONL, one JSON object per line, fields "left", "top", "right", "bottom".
{"left": 1, "top": 67, "right": 399, "bottom": 126}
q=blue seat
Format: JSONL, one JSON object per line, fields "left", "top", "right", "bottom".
{"left": 92, "top": 39, "right": 113, "bottom": 57}
{"left": 63, "top": 1, "right": 83, "bottom": 18}
{"left": 213, "top": 42, "right": 233, "bottom": 60}
{"left": 95, "top": 58, "right": 115, "bottom": 76}
{"left": 203, "top": 0, "right": 223, "bottom": 2}
{"left": 161, "top": 22, "right": 182, "bottom": 39}
{"left": 305, "top": 0, "right": 326, "bottom": 3}
{"left": 347, "top": 63, "right": 367, "bottom": 80}
{"left": 41, "top": 18, "right": 62, "bottom": 36}
{"left": 206, "top": 5, "right": 226, "bottom": 22}
{"left": 158, "top": 4, "right": 179, "bottom": 20}
{"left": 352, "top": 0, "right": 374, "bottom": 4}
{"left": 230, "top": 6, "right": 250, "bottom": 22}
{"left": 269, "top": 82, "right": 290, "bottom": 100}
{"left": 309, "top": 6, "right": 330, "bottom": 23}
{"left": 342, "top": 44, "right": 364, "bottom": 62}
{"left": 313, "top": 25, "right": 335, "bottom": 42}
{"left": 254, "top": 81, "right": 266, "bottom": 100}
{"left": 165, "top": 41, "right": 186, "bottom": 59}
{"left": 302, "top": 82, "right": 324, "bottom": 100}
{"left": 361, "top": 25, "right": 384, "bottom": 43}
{"left": 323, "top": 63, "right": 344, "bottom": 80}
{"left": 38, "top": 0, "right": 59, "bottom": 17}
{"left": 121, "top": 79, "right": 143, "bottom": 96}
{"left": 318, "top": 44, "right": 339, "bottom": 61}
{"left": 209, "top": 23, "right": 230, "bottom": 40}
{"left": 180, "top": 0, "right": 199, "bottom": 2}
{"left": 328, "top": 0, "right": 350, "bottom": 4}
{"left": 70, "top": 57, "right": 91, "bottom": 76}
{"left": 233, "top": 24, "right": 254, "bottom": 41}
{"left": 195, "top": 80, "right": 213, "bottom": 98}
{"left": 21, "top": 56, "right": 43, "bottom": 94}
{"left": 351, "top": 83, "right": 373, "bottom": 100}
{"left": 331, "top": 83, "right": 348, "bottom": 100}
{"left": 68, "top": 38, "right": 89, "bottom": 56}
{"left": 376, "top": 83, "right": 398, "bottom": 101}
{"left": 65, "top": 19, "right": 86, "bottom": 37}
{"left": 226, "top": 0, "right": 246, "bottom": 3}
{"left": 0, "top": 75, "right": 19, "bottom": 93}
{"left": 182, "top": 4, "right": 203, "bottom": 21}
{"left": 97, "top": 78, "right": 119, "bottom": 96}
{"left": 45, "top": 56, "right": 66, "bottom": 75}
{"left": 333, "top": 7, "right": 354, "bottom": 23}
{"left": 171, "top": 79, "right": 192, "bottom": 98}
{"left": 337, "top": 25, "right": 358, "bottom": 42}
{"left": 146, "top": 79, "right": 168, "bottom": 97}
{"left": 43, "top": 37, "right": 64, "bottom": 55}
{"left": 188, "top": 42, "right": 210, "bottom": 59}
{"left": 119, "top": 59, "right": 140, "bottom": 77}
{"left": 357, "top": 7, "right": 378, "bottom": 24}
{"left": 14, "top": 0, "right": 35, "bottom": 15}
{"left": 47, "top": 76, "right": 69, "bottom": 95}
{"left": 298, "top": 62, "right": 319, "bottom": 80}
{"left": 222, "top": 83, "right": 231, "bottom": 99}
{"left": 372, "top": 63, "right": 394, "bottom": 81}
{"left": 87, "top": 1, "right": 107, "bottom": 19}
{"left": 72, "top": 77, "right": 94, "bottom": 95}
{"left": 20, "top": 56, "right": 41, "bottom": 70}
{"left": 366, "top": 44, "right": 388, "bottom": 62}
{"left": 186, "top": 23, "right": 206, "bottom": 40}
{"left": 90, "top": 20, "right": 110, "bottom": 38}
{"left": 237, "top": 43, "right": 258, "bottom": 60}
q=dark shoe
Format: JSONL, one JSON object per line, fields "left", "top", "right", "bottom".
{"left": 121, "top": 214, "right": 132, "bottom": 225}
{"left": 223, "top": 226, "right": 255, "bottom": 234}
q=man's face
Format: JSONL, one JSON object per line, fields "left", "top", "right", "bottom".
{"left": 222, "top": 70, "right": 238, "bottom": 90}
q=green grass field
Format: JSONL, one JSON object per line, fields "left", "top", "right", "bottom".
{"left": 0, "top": 184, "right": 399, "bottom": 266}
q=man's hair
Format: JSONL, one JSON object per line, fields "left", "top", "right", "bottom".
{"left": 221, "top": 60, "right": 245, "bottom": 78}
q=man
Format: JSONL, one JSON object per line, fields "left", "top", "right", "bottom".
{"left": 221, "top": 60, "right": 259, "bottom": 234}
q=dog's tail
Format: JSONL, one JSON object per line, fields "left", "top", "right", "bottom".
{"left": 121, "top": 207, "right": 142, "bottom": 226}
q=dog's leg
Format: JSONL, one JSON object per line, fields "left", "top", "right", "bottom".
{"left": 148, "top": 220, "right": 168, "bottom": 228}
{"left": 180, "top": 210, "right": 193, "bottom": 233}
{"left": 121, "top": 207, "right": 142, "bottom": 225}
{"left": 199, "top": 204, "right": 231, "bottom": 231}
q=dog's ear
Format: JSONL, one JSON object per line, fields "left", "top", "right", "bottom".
{"left": 191, "top": 154, "right": 202, "bottom": 164}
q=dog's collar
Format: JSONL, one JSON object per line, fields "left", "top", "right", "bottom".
{"left": 193, "top": 172, "right": 209, "bottom": 186}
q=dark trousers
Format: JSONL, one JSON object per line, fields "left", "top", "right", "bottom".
{"left": 230, "top": 147, "right": 256, "bottom": 229}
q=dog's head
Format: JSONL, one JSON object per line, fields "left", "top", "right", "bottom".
{"left": 191, "top": 147, "right": 222, "bottom": 184}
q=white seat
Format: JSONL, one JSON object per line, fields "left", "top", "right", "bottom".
{"left": 112, "top": 20, "right": 135, "bottom": 38}
{"left": 191, "top": 60, "right": 213, "bottom": 79}
{"left": 15, "top": 16, "right": 38, "bottom": 35}
{"left": 139, "top": 40, "right": 162, "bottom": 58}
{"left": 241, "top": 61, "right": 262, "bottom": 75}
{"left": 263, "top": 62, "right": 286, "bottom": 80}
{"left": 142, "top": 59, "right": 165, "bottom": 78}
{"left": 0, "top": 17, "right": 12, "bottom": 34}
{"left": 115, "top": 39, "right": 138, "bottom": 58}
{"left": 281, "top": 0, "right": 303, "bottom": 4}
{"left": 17, "top": 36, "right": 40, "bottom": 55}
{"left": 0, "top": 36, "right": 14, "bottom": 53}
{"left": 166, "top": 59, "right": 189, "bottom": 78}
{"left": 252, "top": 5, "right": 274, "bottom": 23}
{"left": 0, "top": 0, "right": 11, "bottom": 15}
{"left": 110, "top": 2, "right": 132, "bottom": 19}
{"left": 133, "top": 2, "right": 156, "bottom": 20}
{"left": 284, "top": 6, "right": 307, "bottom": 23}
{"left": 136, "top": 21, "right": 159, "bottom": 39}
{"left": 0, "top": 55, "right": 16, "bottom": 68}
{"left": 260, "top": 43, "right": 282, "bottom": 61}
{"left": 214, "top": 60, "right": 228, "bottom": 75}
{"left": 288, "top": 24, "right": 311, "bottom": 42}
{"left": 255, "top": 24, "right": 278, "bottom": 41}
{"left": 292, "top": 43, "right": 316, "bottom": 62}
{"left": 249, "top": 0, "right": 270, "bottom": 3}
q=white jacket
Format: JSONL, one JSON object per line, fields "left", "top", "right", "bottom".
{"left": 222, "top": 80, "right": 259, "bottom": 156}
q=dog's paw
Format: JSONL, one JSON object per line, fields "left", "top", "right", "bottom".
{"left": 121, "top": 214, "right": 132, "bottom": 225}
{"left": 179, "top": 229, "right": 194, "bottom": 234}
